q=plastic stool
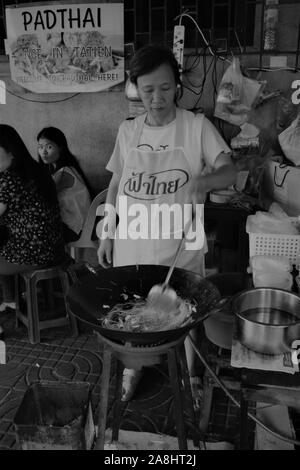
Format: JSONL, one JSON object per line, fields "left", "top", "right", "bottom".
{"left": 95, "top": 333, "right": 200, "bottom": 450}
{"left": 15, "top": 258, "right": 79, "bottom": 344}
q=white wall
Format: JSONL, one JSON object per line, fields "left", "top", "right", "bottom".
{"left": 0, "top": 59, "right": 128, "bottom": 194}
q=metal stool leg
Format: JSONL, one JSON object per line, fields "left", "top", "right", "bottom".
{"left": 167, "top": 346, "right": 188, "bottom": 450}
{"left": 15, "top": 274, "right": 21, "bottom": 329}
{"left": 177, "top": 343, "right": 200, "bottom": 447}
{"left": 111, "top": 359, "right": 125, "bottom": 442}
{"left": 25, "top": 277, "right": 40, "bottom": 344}
{"left": 60, "top": 271, "right": 79, "bottom": 336}
{"left": 95, "top": 344, "right": 113, "bottom": 450}
{"left": 199, "top": 369, "right": 214, "bottom": 434}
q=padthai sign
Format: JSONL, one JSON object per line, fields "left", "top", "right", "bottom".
{"left": 5, "top": 2, "right": 124, "bottom": 93}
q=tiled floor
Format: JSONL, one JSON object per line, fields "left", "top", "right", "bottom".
{"left": 0, "top": 301, "right": 256, "bottom": 450}
{"left": 1, "top": 252, "right": 299, "bottom": 450}
{"left": 0, "top": 257, "right": 258, "bottom": 450}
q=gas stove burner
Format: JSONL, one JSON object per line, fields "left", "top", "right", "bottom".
{"left": 123, "top": 340, "right": 166, "bottom": 348}
{"left": 97, "top": 331, "right": 167, "bottom": 349}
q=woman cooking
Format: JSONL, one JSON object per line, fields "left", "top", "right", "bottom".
{"left": 98, "top": 44, "right": 237, "bottom": 406}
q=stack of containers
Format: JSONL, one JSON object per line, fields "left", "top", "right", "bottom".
{"left": 246, "top": 203, "right": 300, "bottom": 290}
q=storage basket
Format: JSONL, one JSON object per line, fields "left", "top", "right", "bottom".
{"left": 247, "top": 217, "right": 300, "bottom": 267}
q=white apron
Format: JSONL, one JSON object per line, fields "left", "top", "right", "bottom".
{"left": 114, "top": 108, "right": 205, "bottom": 275}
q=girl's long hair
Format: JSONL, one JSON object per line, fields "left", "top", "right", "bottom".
{"left": 0, "top": 124, "right": 58, "bottom": 204}
{"left": 37, "top": 127, "right": 92, "bottom": 195}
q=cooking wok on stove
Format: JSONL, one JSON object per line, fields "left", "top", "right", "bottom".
{"left": 66, "top": 265, "right": 221, "bottom": 345}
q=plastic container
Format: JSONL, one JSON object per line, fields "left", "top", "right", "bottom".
{"left": 13, "top": 381, "right": 95, "bottom": 450}
{"left": 204, "top": 273, "right": 252, "bottom": 350}
{"left": 253, "top": 271, "right": 293, "bottom": 290}
{"left": 247, "top": 217, "right": 300, "bottom": 267}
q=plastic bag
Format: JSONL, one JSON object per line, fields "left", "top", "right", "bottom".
{"left": 231, "top": 123, "right": 260, "bottom": 150}
{"left": 249, "top": 254, "right": 291, "bottom": 273}
{"left": 232, "top": 152, "right": 268, "bottom": 197}
{"left": 278, "top": 113, "right": 300, "bottom": 165}
{"left": 246, "top": 211, "right": 299, "bottom": 235}
{"left": 249, "top": 254, "right": 293, "bottom": 290}
{"left": 268, "top": 202, "right": 290, "bottom": 220}
{"left": 215, "top": 58, "right": 264, "bottom": 127}
{"left": 216, "top": 57, "right": 243, "bottom": 105}
{"left": 253, "top": 271, "right": 293, "bottom": 290}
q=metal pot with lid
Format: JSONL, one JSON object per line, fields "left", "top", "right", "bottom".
{"left": 232, "top": 288, "right": 300, "bottom": 355}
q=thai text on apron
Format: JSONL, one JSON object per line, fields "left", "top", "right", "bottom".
{"left": 114, "top": 108, "right": 205, "bottom": 275}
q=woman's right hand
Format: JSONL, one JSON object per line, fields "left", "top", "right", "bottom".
{"left": 98, "top": 238, "right": 113, "bottom": 268}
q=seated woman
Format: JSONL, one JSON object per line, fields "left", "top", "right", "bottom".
{"left": 37, "top": 127, "right": 92, "bottom": 243}
{"left": 0, "top": 125, "right": 65, "bottom": 332}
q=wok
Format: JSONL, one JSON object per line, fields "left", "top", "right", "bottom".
{"left": 66, "top": 265, "right": 221, "bottom": 345}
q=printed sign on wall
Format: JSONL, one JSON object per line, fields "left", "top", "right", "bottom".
{"left": 5, "top": 3, "right": 124, "bottom": 93}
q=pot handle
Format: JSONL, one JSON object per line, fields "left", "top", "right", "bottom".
{"left": 199, "top": 297, "right": 232, "bottom": 322}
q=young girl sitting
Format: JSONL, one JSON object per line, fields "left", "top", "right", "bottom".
{"left": 37, "top": 127, "right": 92, "bottom": 243}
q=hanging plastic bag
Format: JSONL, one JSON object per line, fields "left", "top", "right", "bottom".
{"left": 215, "top": 57, "right": 264, "bottom": 127}
{"left": 216, "top": 57, "right": 243, "bottom": 105}
{"left": 233, "top": 152, "right": 267, "bottom": 197}
{"left": 278, "top": 112, "right": 300, "bottom": 166}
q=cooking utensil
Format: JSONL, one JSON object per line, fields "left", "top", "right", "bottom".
{"left": 66, "top": 264, "right": 221, "bottom": 345}
{"left": 147, "top": 235, "right": 187, "bottom": 312}
{"left": 147, "top": 213, "right": 195, "bottom": 312}
{"left": 232, "top": 287, "right": 300, "bottom": 355}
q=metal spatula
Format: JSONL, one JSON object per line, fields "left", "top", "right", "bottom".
{"left": 147, "top": 217, "right": 193, "bottom": 312}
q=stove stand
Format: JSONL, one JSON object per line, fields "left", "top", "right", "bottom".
{"left": 94, "top": 332, "right": 201, "bottom": 450}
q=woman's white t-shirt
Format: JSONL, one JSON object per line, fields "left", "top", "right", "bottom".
{"left": 107, "top": 109, "right": 231, "bottom": 176}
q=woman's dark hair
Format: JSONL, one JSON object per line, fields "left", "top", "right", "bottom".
{"left": 0, "top": 124, "right": 58, "bottom": 204}
{"left": 37, "top": 127, "right": 91, "bottom": 195}
{"left": 129, "top": 44, "right": 183, "bottom": 101}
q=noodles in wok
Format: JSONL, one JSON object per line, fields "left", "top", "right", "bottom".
{"left": 101, "top": 297, "right": 196, "bottom": 333}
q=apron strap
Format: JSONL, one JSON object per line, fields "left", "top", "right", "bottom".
{"left": 129, "top": 113, "right": 147, "bottom": 149}
{"left": 174, "top": 107, "right": 184, "bottom": 148}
